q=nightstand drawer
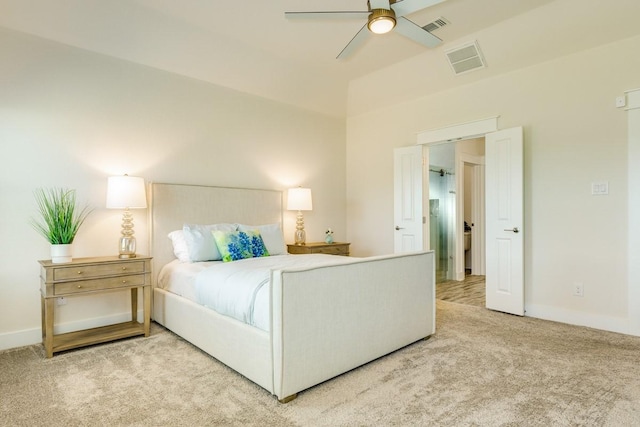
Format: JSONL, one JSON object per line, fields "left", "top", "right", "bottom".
{"left": 287, "top": 242, "right": 350, "bottom": 256}
{"left": 54, "top": 274, "right": 146, "bottom": 295}
{"left": 53, "top": 261, "right": 146, "bottom": 281}
{"left": 313, "top": 245, "right": 348, "bottom": 255}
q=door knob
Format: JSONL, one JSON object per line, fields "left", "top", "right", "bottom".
{"left": 503, "top": 227, "right": 519, "bottom": 233}
{"left": 395, "top": 226, "right": 404, "bottom": 231}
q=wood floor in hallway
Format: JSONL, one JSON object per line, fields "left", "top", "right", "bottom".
{"left": 436, "top": 274, "right": 485, "bottom": 308}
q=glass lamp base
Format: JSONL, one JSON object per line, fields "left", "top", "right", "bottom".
{"left": 294, "top": 229, "right": 306, "bottom": 245}
{"left": 118, "top": 236, "right": 137, "bottom": 259}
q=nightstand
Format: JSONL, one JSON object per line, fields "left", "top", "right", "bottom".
{"left": 287, "top": 242, "right": 350, "bottom": 256}
{"left": 39, "top": 256, "right": 152, "bottom": 358}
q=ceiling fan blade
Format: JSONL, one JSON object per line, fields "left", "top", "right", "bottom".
{"left": 285, "top": 11, "right": 369, "bottom": 20}
{"left": 369, "top": 0, "right": 391, "bottom": 10}
{"left": 394, "top": 17, "right": 442, "bottom": 48}
{"left": 391, "top": 0, "right": 447, "bottom": 17}
{"left": 337, "top": 24, "right": 371, "bottom": 59}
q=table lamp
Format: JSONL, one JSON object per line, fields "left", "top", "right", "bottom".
{"left": 106, "top": 175, "right": 147, "bottom": 258}
{"left": 287, "top": 187, "right": 312, "bottom": 245}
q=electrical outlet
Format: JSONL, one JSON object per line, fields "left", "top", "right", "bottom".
{"left": 572, "top": 283, "right": 584, "bottom": 297}
{"left": 56, "top": 297, "right": 67, "bottom": 306}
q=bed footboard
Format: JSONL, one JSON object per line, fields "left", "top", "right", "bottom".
{"left": 270, "top": 251, "right": 435, "bottom": 401}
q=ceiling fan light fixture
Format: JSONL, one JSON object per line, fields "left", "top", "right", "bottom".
{"left": 367, "top": 9, "right": 396, "bottom": 34}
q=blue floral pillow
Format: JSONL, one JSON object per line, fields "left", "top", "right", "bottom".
{"left": 211, "top": 229, "right": 270, "bottom": 262}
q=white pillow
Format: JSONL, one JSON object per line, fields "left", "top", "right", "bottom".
{"left": 183, "top": 223, "right": 237, "bottom": 262}
{"left": 167, "top": 230, "right": 190, "bottom": 263}
{"left": 237, "top": 223, "right": 286, "bottom": 255}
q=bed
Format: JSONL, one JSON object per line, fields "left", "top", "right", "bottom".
{"left": 149, "top": 183, "right": 435, "bottom": 402}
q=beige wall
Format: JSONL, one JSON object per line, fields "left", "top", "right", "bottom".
{"left": 346, "top": 35, "right": 640, "bottom": 334}
{"left": 0, "top": 28, "right": 346, "bottom": 349}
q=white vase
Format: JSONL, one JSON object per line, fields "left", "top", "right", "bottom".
{"left": 51, "top": 244, "right": 72, "bottom": 263}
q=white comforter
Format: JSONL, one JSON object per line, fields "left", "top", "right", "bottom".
{"left": 170, "top": 254, "right": 356, "bottom": 331}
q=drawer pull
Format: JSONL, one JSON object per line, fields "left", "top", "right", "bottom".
{"left": 77, "top": 285, "right": 82, "bottom": 289}
{"left": 77, "top": 271, "right": 83, "bottom": 275}
{"left": 122, "top": 267, "right": 127, "bottom": 270}
{"left": 122, "top": 280, "right": 127, "bottom": 284}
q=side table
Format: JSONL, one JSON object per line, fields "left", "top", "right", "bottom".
{"left": 39, "top": 255, "right": 152, "bottom": 358}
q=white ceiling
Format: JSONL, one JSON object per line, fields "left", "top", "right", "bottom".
{"left": 1, "top": 0, "right": 639, "bottom": 117}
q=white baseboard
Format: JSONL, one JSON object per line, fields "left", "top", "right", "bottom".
{"left": 525, "top": 303, "right": 635, "bottom": 336}
{"left": 4, "top": 305, "right": 634, "bottom": 351}
{"left": 0, "top": 327, "right": 42, "bottom": 352}
{"left": 0, "top": 310, "right": 145, "bottom": 352}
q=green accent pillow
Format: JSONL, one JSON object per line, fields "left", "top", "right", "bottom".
{"left": 212, "top": 229, "right": 270, "bottom": 262}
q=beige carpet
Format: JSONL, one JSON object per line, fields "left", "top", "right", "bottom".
{"left": 2, "top": 300, "right": 640, "bottom": 426}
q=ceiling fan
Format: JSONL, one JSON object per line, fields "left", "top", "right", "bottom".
{"left": 285, "top": 0, "right": 446, "bottom": 59}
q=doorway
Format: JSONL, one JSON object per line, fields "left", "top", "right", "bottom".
{"left": 429, "top": 138, "right": 486, "bottom": 307}
{"left": 396, "top": 119, "right": 524, "bottom": 314}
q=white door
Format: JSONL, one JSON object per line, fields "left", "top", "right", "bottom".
{"left": 485, "top": 127, "right": 524, "bottom": 315}
{"left": 393, "top": 146, "right": 424, "bottom": 253}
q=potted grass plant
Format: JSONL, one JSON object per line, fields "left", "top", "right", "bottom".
{"left": 31, "top": 188, "right": 93, "bottom": 263}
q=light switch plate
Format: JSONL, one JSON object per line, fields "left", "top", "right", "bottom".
{"left": 591, "top": 181, "right": 609, "bottom": 195}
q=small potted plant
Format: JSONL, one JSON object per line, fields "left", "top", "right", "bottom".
{"left": 325, "top": 228, "right": 334, "bottom": 244}
{"left": 31, "top": 188, "right": 93, "bottom": 263}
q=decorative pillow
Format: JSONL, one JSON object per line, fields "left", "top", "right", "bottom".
{"left": 167, "top": 230, "right": 190, "bottom": 262}
{"left": 212, "top": 230, "right": 270, "bottom": 262}
{"left": 236, "top": 223, "right": 286, "bottom": 255}
{"left": 183, "top": 223, "right": 237, "bottom": 262}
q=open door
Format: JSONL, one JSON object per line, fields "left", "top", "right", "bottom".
{"left": 393, "top": 146, "right": 424, "bottom": 253}
{"left": 485, "top": 127, "right": 524, "bottom": 315}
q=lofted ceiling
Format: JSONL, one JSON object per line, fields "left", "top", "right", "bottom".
{"left": 1, "top": 0, "right": 639, "bottom": 117}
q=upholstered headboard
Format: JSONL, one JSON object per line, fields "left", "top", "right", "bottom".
{"left": 148, "top": 183, "right": 283, "bottom": 283}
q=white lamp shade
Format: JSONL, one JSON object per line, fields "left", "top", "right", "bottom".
{"left": 106, "top": 175, "right": 147, "bottom": 209}
{"left": 287, "top": 187, "right": 312, "bottom": 211}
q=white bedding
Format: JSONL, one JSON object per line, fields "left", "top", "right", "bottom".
{"left": 158, "top": 259, "right": 218, "bottom": 301}
{"left": 158, "top": 254, "right": 356, "bottom": 331}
